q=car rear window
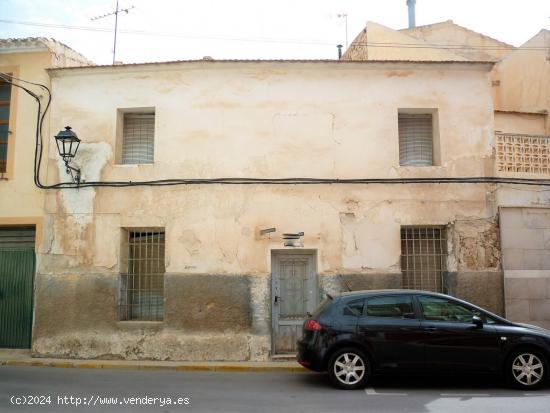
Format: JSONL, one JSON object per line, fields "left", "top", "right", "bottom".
{"left": 365, "top": 295, "right": 415, "bottom": 319}
{"left": 311, "top": 296, "right": 333, "bottom": 319}
{"left": 343, "top": 299, "right": 364, "bottom": 316}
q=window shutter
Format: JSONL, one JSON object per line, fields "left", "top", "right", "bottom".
{"left": 122, "top": 113, "right": 155, "bottom": 164}
{"left": 398, "top": 114, "right": 433, "bottom": 166}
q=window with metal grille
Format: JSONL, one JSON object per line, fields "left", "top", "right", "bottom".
{"left": 398, "top": 113, "right": 434, "bottom": 166}
{"left": 0, "top": 77, "right": 12, "bottom": 174}
{"left": 121, "top": 112, "right": 155, "bottom": 164}
{"left": 119, "top": 229, "right": 165, "bottom": 321}
{"left": 400, "top": 227, "right": 447, "bottom": 293}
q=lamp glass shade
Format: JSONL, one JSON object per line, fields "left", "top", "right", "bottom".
{"left": 54, "top": 126, "right": 81, "bottom": 159}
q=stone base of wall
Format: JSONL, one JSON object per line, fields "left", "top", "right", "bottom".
{"left": 32, "top": 272, "right": 270, "bottom": 361}
{"left": 32, "top": 270, "right": 508, "bottom": 360}
{"left": 444, "top": 271, "right": 504, "bottom": 315}
{"left": 32, "top": 331, "right": 270, "bottom": 361}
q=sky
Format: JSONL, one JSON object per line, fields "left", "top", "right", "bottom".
{"left": 0, "top": 0, "right": 548, "bottom": 65}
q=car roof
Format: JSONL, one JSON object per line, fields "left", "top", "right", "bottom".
{"left": 335, "top": 289, "right": 441, "bottom": 298}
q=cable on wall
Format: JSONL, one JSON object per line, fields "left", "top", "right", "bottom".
{"left": 2, "top": 72, "right": 550, "bottom": 190}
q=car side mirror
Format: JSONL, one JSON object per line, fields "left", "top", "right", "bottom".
{"left": 472, "top": 315, "right": 483, "bottom": 329}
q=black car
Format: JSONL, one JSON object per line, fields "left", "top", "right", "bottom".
{"left": 297, "top": 290, "right": 550, "bottom": 390}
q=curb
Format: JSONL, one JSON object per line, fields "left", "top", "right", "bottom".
{"left": 0, "top": 359, "right": 307, "bottom": 373}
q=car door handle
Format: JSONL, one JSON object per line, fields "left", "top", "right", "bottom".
{"left": 423, "top": 327, "right": 438, "bottom": 332}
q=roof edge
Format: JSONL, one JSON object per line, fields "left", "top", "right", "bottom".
{"left": 47, "top": 59, "right": 495, "bottom": 74}
{"left": 400, "top": 20, "right": 516, "bottom": 49}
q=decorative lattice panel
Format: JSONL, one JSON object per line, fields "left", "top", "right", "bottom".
{"left": 496, "top": 133, "right": 550, "bottom": 174}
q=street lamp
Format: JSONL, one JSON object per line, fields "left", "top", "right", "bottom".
{"left": 54, "top": 126, "right": 81, "bottom": 184}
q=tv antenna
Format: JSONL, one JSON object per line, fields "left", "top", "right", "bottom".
{"left": 337, "top": 13, "right": 348, "bottom": 48}
{"left": 91, "top": 0, "right": 134, "bottom": 64}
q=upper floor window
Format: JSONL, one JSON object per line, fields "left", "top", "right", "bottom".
{"left": 0, "top": 78, "right": 11, "bottom": 174}
{"left": 398, "top": 110, "right": 439, "bottom": 166}
{"left": 117, "top": 109, "right": 155, "bottom": 165}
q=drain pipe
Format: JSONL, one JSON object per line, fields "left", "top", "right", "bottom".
{"left": 407, "top": 0, "right": 416, "bottom": 28}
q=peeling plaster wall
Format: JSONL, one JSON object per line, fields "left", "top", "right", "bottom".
{"left": 445, "top": 216, "right": 504, "bottom": 314}
{"left": 34, "top": 62, "right": 501, "bottom": 360}
{"left": 491, "top": 30, "right": 550, "bottom": 117}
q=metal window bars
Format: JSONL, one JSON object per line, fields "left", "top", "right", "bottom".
{"left": 400, "top": 226, "right": 447, "bottom": 293}
{"left": 119, "top": 230, "right": 165, "bottom": 321}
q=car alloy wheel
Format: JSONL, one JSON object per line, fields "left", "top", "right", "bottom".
{"left": 511, "top": 353, "right": 545, "bottom": 387}
{"left": 328, "top": 348, "right": 371, "bottom": 390}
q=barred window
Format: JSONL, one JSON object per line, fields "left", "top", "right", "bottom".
{"left": 121, "top": 112, "right": 155, "bottom": 164}
{"left": 398, "top": 113, "right": 434, "bottom": 166}
{"left": 0, "top": 77, "right": 12, "bottom": 174}
{"left": 119, "top": 229, "right": 165, "bottom": 321}
{"left": 400, "top": 227, "right": 447, "bottom": 293}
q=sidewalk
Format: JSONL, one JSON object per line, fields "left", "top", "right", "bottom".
{"left": 0, "top": 349, "right": 306, "bottom": 373}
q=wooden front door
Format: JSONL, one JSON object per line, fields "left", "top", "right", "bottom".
{"left": 272, "top": 250, "right": 317, "bottom": 354}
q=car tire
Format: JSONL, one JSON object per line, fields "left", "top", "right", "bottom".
{"left": 327, "top": 347, "right": 372, "bottom": 390}
{"left": 506, "top": 348, "right": 547, "bottom": 390}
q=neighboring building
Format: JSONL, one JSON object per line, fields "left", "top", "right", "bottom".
{"left": 492, "top": 29, "right": 550, "bottom": 329}
{"left": 33, "top": 59, "right": 499, "bottom": 360}
{"left": 343, "top": 20, "right": 515, "bottom": 62}
{"left": 0, "top": 38, "right": 90, "bottom": 349}
{"left": 344, "top": 22, "right": 550, "bottom": 329}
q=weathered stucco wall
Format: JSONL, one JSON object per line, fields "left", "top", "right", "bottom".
{"left": 401, "top": 20, "right": 514, "bottom": 62}
{"left": 34, "top": 61, "right": 501, "bottom": 360}
{"left": 491, "top": 30, "right": 550, "bottom": 123}
{"left": 500, "top": 207, "right": 550, "bottom": 330}
{"left": 445, "top": 216, "right": 503, "bottom": 314}
{"left": 342, "top": 22, "right": 468, "bottom": 62}
{"left": 494, "top": 112, "right": 547, "bottom": 136}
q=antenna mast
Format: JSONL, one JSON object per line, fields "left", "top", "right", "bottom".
{"left": 91, "top": 0, "right": 134, "bottom": 64}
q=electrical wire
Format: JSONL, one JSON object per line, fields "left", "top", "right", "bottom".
{"left": 1, "top": 18, "right": 548, "bottom": 51}
{"left": 2, "top": 72, "right": 550, "bottom": 190}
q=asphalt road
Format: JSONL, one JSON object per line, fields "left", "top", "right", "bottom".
{"left": 1, "top": 366, "right": 550, "bottom": 413}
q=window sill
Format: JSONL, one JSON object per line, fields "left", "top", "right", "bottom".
{"left": 117, "top": 321, "right": 163, "bottom": 329}
{"left": 398, "top": 165, "right": 441, "bottom": 168}
{"left": 114, "top": 163, "right": 155, "bottom": 167}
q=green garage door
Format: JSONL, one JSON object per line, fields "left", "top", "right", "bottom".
{"left": 0, "top": 227, "right": 36, "bottom": 348}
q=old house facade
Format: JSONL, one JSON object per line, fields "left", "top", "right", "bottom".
{"left": 30, "top": 59, "right": 502, "bottom": 360}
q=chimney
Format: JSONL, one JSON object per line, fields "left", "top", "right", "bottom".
{"left": 407, "top": 0, "right": 416, "bottom": 28}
